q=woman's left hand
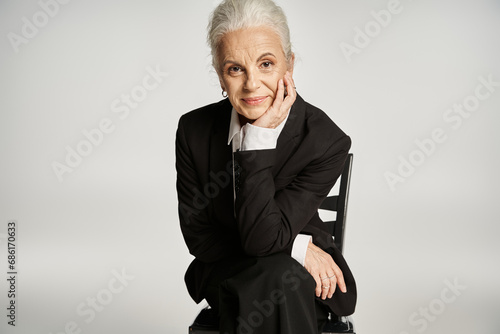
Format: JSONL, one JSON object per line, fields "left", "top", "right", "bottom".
{"left": 304, "top": 240, "right": 347, "bottom": 300}
{"left": 252, "top": 71, "right": 296, "bottom": 129}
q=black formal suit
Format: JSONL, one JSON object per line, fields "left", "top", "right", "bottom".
{"left": 176, "top": 94, "right": 357, "bottom": 322}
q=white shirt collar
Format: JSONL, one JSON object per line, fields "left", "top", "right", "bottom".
{"left": 227, "top": 108, "right": 241, "bottom": 145}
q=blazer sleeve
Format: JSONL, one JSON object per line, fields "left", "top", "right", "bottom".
{"left": 233, "top": 133, "right": 351, "bottom": 256}
{"left": 176, "top": 116, "right": 241, "bottom": 263}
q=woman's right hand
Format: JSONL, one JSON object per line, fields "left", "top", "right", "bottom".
{"left": 304, "top": 240, "right": 347, "bottom": 300}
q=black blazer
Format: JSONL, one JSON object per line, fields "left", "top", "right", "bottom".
{"left": 176, "top": 94, "right": 356, "bottom": 315}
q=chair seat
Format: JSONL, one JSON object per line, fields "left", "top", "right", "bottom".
{"left": 322, "top": 315, "right": 355, "bottom": 334}
{"left": 189, "top": 307, "right": 356, "bottom": 334}
{"left": 189, "top": 307, "right": 219, "bottom": 333}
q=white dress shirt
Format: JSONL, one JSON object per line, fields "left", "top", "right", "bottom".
{"left": 227, "top": 108, "right": 312, "bottom": 266}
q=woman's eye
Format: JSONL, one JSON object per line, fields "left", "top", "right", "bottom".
{"left": 229, "top": 66, "right": 241, "bottom": 73}
{"left": 261, "top": 62, "right": 272, "bottom": 68}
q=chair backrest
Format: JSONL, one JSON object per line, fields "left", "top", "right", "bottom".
{"left": 318, "top": 153, "right": 353, "bottom": 254}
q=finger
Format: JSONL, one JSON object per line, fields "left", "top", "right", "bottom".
{"left": 278, "top": 76, "right": 290, "bottom": 119}
{"left": 327, "top": 274, "right": 337, "bottom": 298}
{"left": 282, "top": 72, "right": 296, "bottom": 111}
{"left": 331, "top": 265, "right": 346, "bottom": 294}
{"left": 336, "top": 270, "right": 347, "bottom": 293}
{"left": 285, "top": 71, "right": 296, "bottom": 96}
{"left": 271, "top": 78, "right": 285, "bottom": 114}
{"left": 313, "top": 274, "right": 323, "bottom": 298}
{"left": 286, "top": 72, "right": 296, "bottom": 98}
{"left": 320, "top": 274, "right": 330, "bottom": 300}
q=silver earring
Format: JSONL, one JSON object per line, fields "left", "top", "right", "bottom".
{"left": 222, "top": 90, "right": 228, "bottom": 98}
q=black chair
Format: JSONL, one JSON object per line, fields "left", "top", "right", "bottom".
{"left": 189, "top": 154, "right": 355, "bottom": 334}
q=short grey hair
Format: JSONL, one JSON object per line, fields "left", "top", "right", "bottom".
{"left": 207, "top": 0, "right": 292, "bottom": 72}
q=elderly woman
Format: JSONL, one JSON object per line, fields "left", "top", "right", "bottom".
{"left": 176, "top": 0, "right": 356, "bottom": 333}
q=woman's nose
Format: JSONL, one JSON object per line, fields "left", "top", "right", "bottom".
{"left": 243, "top": 70, "right": 260, "bottom": 91}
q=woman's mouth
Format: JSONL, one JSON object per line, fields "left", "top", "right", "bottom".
{"left": 242, "top": 96, "right": 268, "bottom": 106}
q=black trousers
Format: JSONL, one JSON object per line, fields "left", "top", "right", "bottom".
{"left": 204, "top": 253, "right": 331, "bottom": 334}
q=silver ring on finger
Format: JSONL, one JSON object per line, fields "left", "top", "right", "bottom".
{"left": 322, "top": 286, "right": 330, "bottom": 289}
{"left": 329, "top": 275, "right": 336, "bottom": 279}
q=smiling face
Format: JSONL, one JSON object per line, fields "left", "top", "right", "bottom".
{"left": 217, "top": 26, "right": 294, "bottom": 121}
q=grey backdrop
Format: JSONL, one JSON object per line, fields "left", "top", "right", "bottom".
{"left": 1, "top": 0, "right": 499, "bottom": 333}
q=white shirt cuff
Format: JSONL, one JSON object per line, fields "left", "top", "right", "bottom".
{"left": 291, "top": 234, "right": 312, "bottom": 266}
{"left": 241, "top": 123, "right": 280, "bottom": 151}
